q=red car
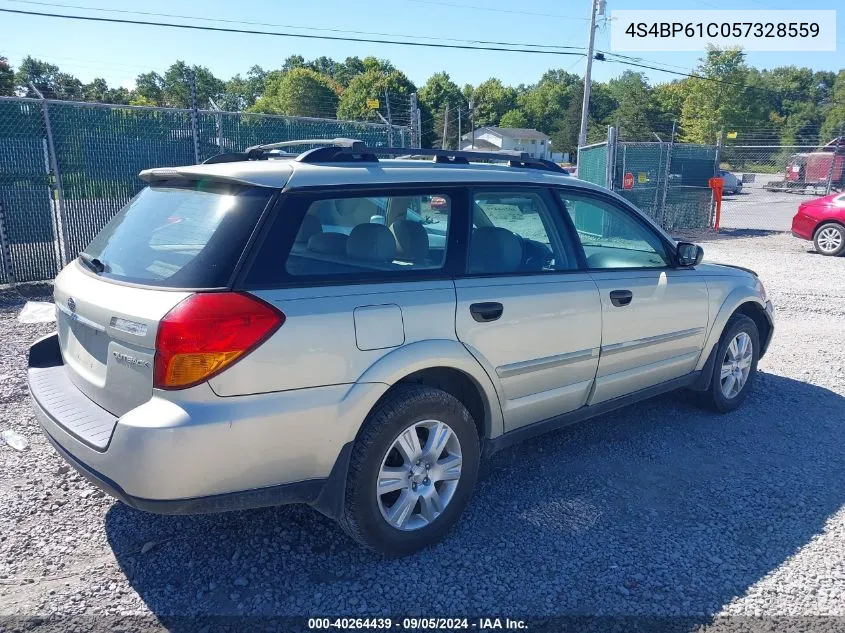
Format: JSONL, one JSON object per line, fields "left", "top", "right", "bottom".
{"left": 792, "top": 193, "right": 845, "bottom": 256}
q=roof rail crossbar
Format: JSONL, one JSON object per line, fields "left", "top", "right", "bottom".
{"left": 242, "top": 138, "right": 366, "bottom": 160}
{"left": 366, "top": 147, "right": 569, "bottom": 173}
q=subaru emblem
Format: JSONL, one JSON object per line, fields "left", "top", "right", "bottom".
{"left": 67, "top": 297, "right": 76, "bottom": 313}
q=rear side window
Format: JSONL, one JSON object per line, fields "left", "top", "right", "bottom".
{"left": 83, "top": 182, "right": 272, "bottom": 288}
{"left": 245, "top": 190, "right": 453, "bottom": 285}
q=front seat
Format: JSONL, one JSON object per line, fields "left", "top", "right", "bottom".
{"left": 390, "top": 219, "right": 429, "bottom": 263}
{"left": 347, "top": 223, "right": 397, "bottom": 264}
{"left": 469, "top": 226, "right": 523, "bottom": 274}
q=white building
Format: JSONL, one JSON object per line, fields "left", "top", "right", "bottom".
{"left": 460, "top": 127, "right": 552, "bottom": 160}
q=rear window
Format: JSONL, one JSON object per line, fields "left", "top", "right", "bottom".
{"left": 82, "top": 181, "right": 273, "bottom": 288}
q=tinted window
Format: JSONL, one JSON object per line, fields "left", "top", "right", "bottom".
{"left": 556, "top": 191, "right": 669, "bottom": 269}
{"left": 469, "top": 191, "right": 577, "bottom": 274}
{"left": 275, "top": 192, "right": 451, "bottom": 278}
{"left": 83, "top": 182, "right": 272, "bottom": 287}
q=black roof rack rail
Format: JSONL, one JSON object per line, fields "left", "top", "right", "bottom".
{"left": 203, "top": 138, "right": 568, "bottom": 174}
{"left": 296, "top": 145, "right": 569, "bottom": 174}
{"left": 203, "top": 138, "right": 367, "bottom": 164}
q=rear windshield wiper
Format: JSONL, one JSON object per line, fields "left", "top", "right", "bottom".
{"left": 78, "top": 252, "right": 107, "bottom": 274}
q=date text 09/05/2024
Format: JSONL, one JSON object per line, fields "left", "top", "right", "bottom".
{"left": 307, "top": 618, "right": 528, "bottom": 630}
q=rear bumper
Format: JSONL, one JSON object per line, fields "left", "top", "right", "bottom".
{"left": 28, "top": 332, "right": 384, "bottom": 517}
{"left": 791, "top": 212, "right": 816, "bottom": 240}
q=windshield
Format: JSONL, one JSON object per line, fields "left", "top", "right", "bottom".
{"left": 82, "top": 181, "right": 273, "bottom": 288}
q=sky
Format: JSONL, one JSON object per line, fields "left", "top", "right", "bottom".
{"left": 0, "top": 0, "right": 842, "bottom": 91}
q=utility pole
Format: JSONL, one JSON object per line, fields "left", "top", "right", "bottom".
{"left": 457, "top": 106, "right": 462, "bottom": 149}
{"left": 384, "top": 87, "right": 393, "bottom": 147}
{"left": 578, "top": 0, "right": 603, "bottom": 149}
{"left": 410, "top": 92, "right": 419, "bottom": 147}
{"left": 468, "top": 99, "right": 475, "bottom": 149}
{"left": 189, "top": 68, "right": 200, "bottom": 164}
{"left": 442, "top": 102, "right": 450, "bottom": 150}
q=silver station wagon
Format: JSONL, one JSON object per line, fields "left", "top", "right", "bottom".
{"left": 28, "top": 140, "right": 774, "bottom": 555}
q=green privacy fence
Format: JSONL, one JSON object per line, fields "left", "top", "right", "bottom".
{"left": 612, "top": 142, "right": 717, "bottom": 230}
{"left": 576, "top": 134, "right": 718, "bottom": 232}
{"left": 576, "top": 142, "right": 607, "bottom": 188}
{"left": 0, "top": 96, "right": 408, "bottom": 284}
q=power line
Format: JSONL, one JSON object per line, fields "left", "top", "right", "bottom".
{"left": 598, "top": 53, "right": 845, "bottom": 108}
{"left": 2, "top": 0, "right": 592, "bottom": 51}
{"left": 403, "top": 0, "right": 590, "bottom": 20}
{"left": 0, "top": 8, "right": 588, "bottom": 57}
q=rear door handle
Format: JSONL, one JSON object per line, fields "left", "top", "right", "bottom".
{"left": 609, "top": 289, "right": 633, "bottom": 307}
{"left": 470, "top": 302, "right": 504, "bottom": 322}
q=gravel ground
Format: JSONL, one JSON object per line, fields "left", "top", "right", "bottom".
{"left": 1, "top": 231, "right": 844, "bottom": 628}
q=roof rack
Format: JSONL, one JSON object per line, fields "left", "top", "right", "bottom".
{"left": 203, "top": 138, "right": 368, "bottom": 165}
{"left": 203, "top": 138, "right": 568, "bottom": 174}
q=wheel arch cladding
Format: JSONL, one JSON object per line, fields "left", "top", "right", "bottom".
{"left": 354, "top": 339, "right": 504, "bottom": 440}
{"left": 734, "top": 301, "right": 772, "bottom": 358}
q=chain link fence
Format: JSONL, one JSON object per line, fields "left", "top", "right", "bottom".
{"left": 578, "top": 128, "right": 845, "bottom": 234}
{"left": 0, "top": 96, "right": 409, "bottom": 285}
{"left": 577, "top": 134, "right": 717, "bottom": 232}
{"left": 718, "top": 142, "right": 845, "bottom": 231}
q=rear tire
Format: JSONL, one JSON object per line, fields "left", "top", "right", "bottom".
{"left": 814, "top": 223, "right": 845, "bottom": 256}
{"left": 701, "top": 314, "right": 760, "bottom": 413}
{"left": 338, "top": 384, "right": 480, "bottom": 556}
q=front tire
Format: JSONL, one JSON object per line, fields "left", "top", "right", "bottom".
{"left": 702, "top": 314, "right": 760, "bottom": 413}
{"left": 814, "top": 223, "right": 845, "bottom": 256}
{"left": 339, "top": 384, "right": 480, "bottom": 556}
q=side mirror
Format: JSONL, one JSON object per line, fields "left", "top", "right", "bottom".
{"left": 676, "top": 242, "right": 704, "bottom": 267}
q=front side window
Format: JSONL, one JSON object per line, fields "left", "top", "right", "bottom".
{"left": 283, "top": 193, "right": 451, "bottom": 277}
{"left": 556, "top": 191, "right": 669, "bottom": 269}
{"left": 468, "top": 191, "right": 577, "bottom": 274}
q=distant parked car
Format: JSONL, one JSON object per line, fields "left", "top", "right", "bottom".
{"left": 719, "top": 170, "right": 743, "bottom": 195}
{"left": 429, "top": 195, "right": 448, "bottom": 211}
{"left": 791, "top": 192, "right": 845, "bottom": 256}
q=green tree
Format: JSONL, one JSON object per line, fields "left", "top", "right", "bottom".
{"left": 652, "top": 80, "right": 689, "bottom": 128}
{"left": 605, "top": 71, "right": 658, "bottom": 141}
{"left": 337, "top": 69, "right": 417, "bottom": 123}
{"left": 161, "top": 61, "right": 225, "bottom": 108}
{"left": 820, "top": 70, "right": 845, "bottom": 143}
{"left": 220, "top": 65, "right": 269, "bottom": 111}
{"left": 468, "top": 78, "right": 517, "bottom": 127}
{"left": 0, "top": 56, "right": 14, "bottom": 96}
{"left": 282, "top": 55, "right": 306, "bottom": 73}
{"left": 83, "top": 77, "right": 109, "bottom": 102}
{"left": 419, "top": 71, "right": 465, "bottom": 148}
{"left": 14, "top": 56, "right": 82, "bottom": 99}
{"left": 517, "top": 70, "right": 578, "bottom": 132}
{"left": 679, "top": 47, "right": 756, "bottom": 144}
{"left": 250, "top": 67, "right": 340, "bottom": 118}
{"left": 133, "top": 71, "right": 165, "bottom": 105}
{"left": 499, "top": 109, "right": 529, "bottom": 128}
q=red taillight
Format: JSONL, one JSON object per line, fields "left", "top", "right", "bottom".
{"left": 154, "top": 292, "right": 284, "bottom": 390}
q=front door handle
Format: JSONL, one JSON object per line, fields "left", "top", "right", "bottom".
{"left": 470, "top": 302, "right": 504, "bottom": 323}
{"left": 609, "top": 289, "right": 633, "bottom": 307}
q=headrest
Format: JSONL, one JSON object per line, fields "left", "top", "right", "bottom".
{"left": 295, "top": 214, "right": 322, "bottom": 244}
{"left": 469, "top": 227, "right": 523, "bottom": 274}
{"left": 390, "top": 219, "right": 429, "bottom": 263}
{"left": 347, "top": 223, "right": 396, "bottom": 262}
{"left": 307, "top": 232, "right": 348, "bottom": 255}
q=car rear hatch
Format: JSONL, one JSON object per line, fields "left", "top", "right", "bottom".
{"left": 51, "top": 179, "right": 276, "bottom": 422}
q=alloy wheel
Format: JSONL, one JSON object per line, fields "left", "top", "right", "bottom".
{"left": 720, "top": 332, "right": 753, "bottom": 399}
{"left": 817, "top": 227, "right": 843, "bottom": 254}
{"left": 376, "top": 420, "right": 462, "bottom": 531}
